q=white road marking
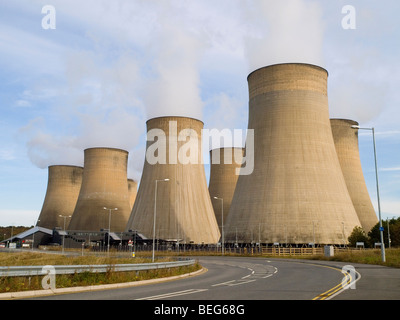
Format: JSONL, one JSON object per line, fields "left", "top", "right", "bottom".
{"left": 136, "top": 288, "right": 208, "bottom": 300}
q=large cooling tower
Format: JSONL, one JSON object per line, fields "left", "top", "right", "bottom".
{"left": 125, "top": 116, "right": 220, "bottom": 244}
{"left": 37, "top": 165, "right": 83, "bottom": 230}
{"left": 127, "top": 179, "right": 138, "bottom": 210}
{"left": 68, "top": 147, "right": 132, "bottom": 232}
{"left": 331, "top": 119, "right": 378, "bottom": 232}
{"left": 225, "top": 63, "right": 361, "bottom": 245}
{"left": 208, "top": 147, "right": 244, "bottom": 232}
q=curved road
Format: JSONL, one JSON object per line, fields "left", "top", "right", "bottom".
{"left": 23, "top": 256, "right": 400, "bottom": 301}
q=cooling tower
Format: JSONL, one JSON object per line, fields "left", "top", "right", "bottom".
{"left": 125, "top": 116, "right": 220, "bottom": 244}
{"left": 127, "top": 179, "right": 138, "bottom": 210}
{"left": 68, "top": 147, "right": 132, "bottom": 232}
{"left": 225, "top": 63, "right": 361, "bottom": 245}
{"left": 331, "top": 119, "right": 378, "bottom": 232}
{"left": 208, "top": 147, "right": 244, "bottom": 232}
{"left": 36, "top": 165, "right": 83, "bottom": 230}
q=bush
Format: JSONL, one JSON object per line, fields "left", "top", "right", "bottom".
{"left": 348, "top": 226, "right": 369, "bottom": 247}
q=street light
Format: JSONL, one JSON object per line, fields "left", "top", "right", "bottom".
{"left": 214, "top": 196, "right": 224, "bottom": 255}
{"left": 103, "top": 207, "right": 118, "bottom": 256}
{"left": 351, "top": 125, "right": 385, "bottom": 262}
{"left": 153, "top": 179, "right": 170, "bottom": 262}
{"left": 59, "top": 215, "right": 71, "bottom": 254}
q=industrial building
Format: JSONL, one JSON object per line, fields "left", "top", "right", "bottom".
{"left": 331, "top": 119, "right": 378, "bottom": 232}
{"left": 67, "top": 147, "right": 132, "bottom": 233}
{"left": 208, "top": 147, "right": 244, "bottom": 232}
{"left": 225, "top": 63, "right": 362, "bottom": 245}
{"left": 36, "top": 165, "right": 83, "bottom": 230}
{"left": 127, "top": 179, "right": 138, "bottom": 210}
{"left": 125, "top": 116, "right": 221, "bottom": 244}
{"left": 12, "top": 63, "right": 381, "bottom": 249}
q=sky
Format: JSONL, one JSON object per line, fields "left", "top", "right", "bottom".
{"left": 0, "top": 0, "right": 399, "bottom": 226}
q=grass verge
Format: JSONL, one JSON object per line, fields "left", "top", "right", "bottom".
{"left": 306, "top": 248, "right": 400, "bottom": 268}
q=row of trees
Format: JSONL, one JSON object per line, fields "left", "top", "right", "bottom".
{"left": 348, "top": 217, "right": 400, "bottom": 248}
{"left": 0, "top": 226, "right": 31, "bottom": 241}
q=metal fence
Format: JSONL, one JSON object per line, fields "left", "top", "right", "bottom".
{"left": 0, "top": 259, "right": 196, "bottom": 277}
{"left": 262, "top": 247, "right": 324, "bottom": 256}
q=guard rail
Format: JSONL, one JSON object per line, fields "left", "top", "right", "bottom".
{"left": 0, "top": 259, "right": 196, "bottom": 277}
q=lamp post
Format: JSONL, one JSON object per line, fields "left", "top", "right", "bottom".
{"left": 103, "top": 207, "right": 118, "bottom": 256}
{"left": 214, "top": 196, "right": 224, "bottom": 255}
{"left": 59, "top": 215, "right": 71, "bottom": 254}
{"left": 351, "top": 125, "right": 385, "bottom": 262}
{"left": 153, "top": 179, "right": 170, "bottom": 262}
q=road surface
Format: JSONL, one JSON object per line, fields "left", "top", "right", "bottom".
{"left": 23, "top": 256, "right": 400, "bottom": 301}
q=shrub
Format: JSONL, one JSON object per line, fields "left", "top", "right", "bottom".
{"left": 348, "top": 226, "right": 369, "bottom": 247}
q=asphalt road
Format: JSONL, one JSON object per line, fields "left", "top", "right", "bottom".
{"left": 23, "top": 256, "right": 400, "bottom": 301}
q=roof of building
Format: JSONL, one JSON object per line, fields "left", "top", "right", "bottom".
{"left": 1, "top": 226, "right": 53, "bottom": 242}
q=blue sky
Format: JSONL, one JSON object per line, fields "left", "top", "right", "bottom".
{"left": 0, "top": 0, "right": 399, "bottom": 226}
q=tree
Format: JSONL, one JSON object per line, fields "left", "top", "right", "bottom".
{"left": 348, "top": 226, "right": 369, "bottom": 247}
{"left": 368, "top": 217, "right": 400, "bottom": 248}
{"left": 389, "top": 222, "right": 400, "bottom": 247}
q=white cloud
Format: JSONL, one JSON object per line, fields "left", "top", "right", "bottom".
{"left": 0, "top": 149, "right": 16, "bottom": 161}
{"left": 242, "top": 0, "right": 325, "bottom": 71}
{"left": 14, "top": 100, "right": 31, "bottom": 108}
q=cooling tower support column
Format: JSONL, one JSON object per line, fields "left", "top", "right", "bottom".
{"left": 125, "top": 116, "right": 220, "bottom": 244}
{"left": 331, "top": 119, "right": 378, "bottom": 233}
{"left": 226, "top": 63, "right": 361, "bottom": 245}
{"left": 68, "top": 147, "right": 132, "bottom": 232}
{"left": 37, "top": 165, "right": 83, "bottom": 230}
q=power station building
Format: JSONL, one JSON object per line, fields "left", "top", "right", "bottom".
{"left": 68, "top": 147, "right": 132, "bottom": 232}
{"left": 125, "top": 116, "right": 221, "bottom": 244}
{"left": 331, "top": 119, "right": 378, "bottom": 232}
{"left": 127, "top": 179, "right": 138, "bottom": 210}
{"left": 208, "top": 147, "right": 244, "bottom": 233}
{"left": 225, "top": 63, "right": 362, "bottom": 245}
{"left": 28, "top": 63, "right": 379, "bottom": 249}
{"left": 37, "top": 165, "right": 83, "bottom": 230}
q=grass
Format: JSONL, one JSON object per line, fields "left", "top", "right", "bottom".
{"left": 307, "top": 248, "right": 400, "bottom": 268}
{"left": 0, "top": 251, "right": 161, "bottom": 266}
{"left": 0, "top": 251, "right": 202, "bottom": 293}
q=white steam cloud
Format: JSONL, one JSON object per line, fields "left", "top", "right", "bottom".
{"left": 243, "top": 0, "right": 325, "bottom": 70}
{"left": 15, "top": 0, "right": 329, "bottom": 179}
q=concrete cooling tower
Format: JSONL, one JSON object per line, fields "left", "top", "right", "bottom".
{"left": 125, "top": 116, "right": 221, "bottom": 244}
{"left": 208, "top": 147, "right": 244, "bottom": 232}
{"left": 331, "top": 119, "right": 378, "bottom": 232}
{"left": 225, "top": 63, "right": 361, "bottom": 245}
{"left": 127, "top": 179, "right": 138, "bottom": 210}
{"left": 37, "top": 165, "right": 83, "bottom": 230}
{"left": 68, "top": 147, "right": 132, "bottom": 232}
